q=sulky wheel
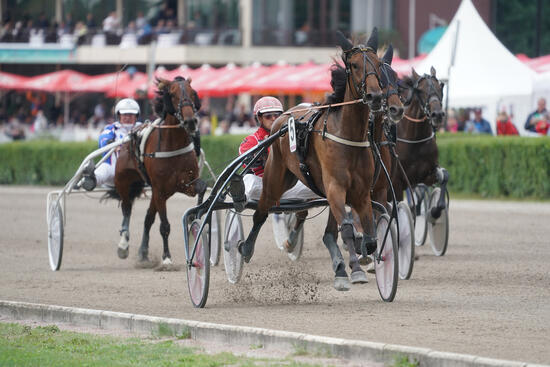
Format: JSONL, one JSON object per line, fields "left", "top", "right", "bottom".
{"left": 47, "top": 200, "right": 64, "bottom": 271}
{"left": 272, "top": 213, "right": 304, "bottom": 262}
{"left": 375, "top": 213, "right": 399, "bottom": 302}
{"left": 396, "top": 201, "right": 415, "bottom": 280}
{"left": 411, "top": 184, "right": 429, "bottom": 247}
{"left": 223, "top": 210, "right": 244, "bottom": 284}
{"left": 209, "top": 210, "right": 222, "bottom": 266}
{"left": 428, "top": 187, "right": 450, "bottom": 256}
{"left": 186, "top": 219, "right": 210, "bottom": 308}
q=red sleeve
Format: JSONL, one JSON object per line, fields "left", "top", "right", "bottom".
{"left": 239, "top": 134, "right": 258, "bottom": 155}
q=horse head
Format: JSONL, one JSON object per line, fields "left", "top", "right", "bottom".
{"left": 155, "top": 76, "right": 201, "bottom": 134}
{"left": 336, "top": 28, "right": 383, "bottom": 112}
{"left": 400, "top": 67, "right": 445, "bottom": 129}
{"left": 379, "top": 44, "right": 404, "bottom": 123}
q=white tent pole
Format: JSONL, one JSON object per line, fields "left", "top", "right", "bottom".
{"left": 445, "top": 20, "right": 460, "bottom": 130}
{"left": 408, "top": 0, "right": 416, "bottom": 59}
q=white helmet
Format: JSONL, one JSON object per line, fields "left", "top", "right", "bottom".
{"left": 253, "top": 96, "right": 283, "bottom": 120}
{"left": 115, "top": 98, "right": 140, "bottom": 116}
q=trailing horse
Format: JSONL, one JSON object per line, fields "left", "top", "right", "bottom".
{"left": 109, "top": 76, "right": 207, "bottom": 267}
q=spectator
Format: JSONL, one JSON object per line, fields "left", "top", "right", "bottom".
{"left": 534, "top": 113, "right": 550, "bottom": 135}
{"left": 32, "top": 109, "right": 48, "bottom": 133}
{"left": 524, "top": 97, "right": 547, "bottom": 133}
{"left": 446, "top": 109, "right": 458, "bottom": 133}
{"left": 496, "top": 111, "right": 519, "bottom": 136}
{"left": 85, "top": 13, "right": 97, "bottom": 30}
{"left": 465, "top": 108, "right": 492, "bottom": 135}
{"left": 295, "top": 22, "right": 311, "bottom": 46}
{"left": 36, "top": 12, "right": 50, "bottom": 30}
{"left": 4, "top": 116, "right": 26, "bottom": 140}
{"left": 74, "top": 21, "right": 88, "bottom": 45}
{"left": 135, "top": 11, "right": 147, "bottom": 29}
{"left": 103, "top": 11, "right": 120, "bottom": 34}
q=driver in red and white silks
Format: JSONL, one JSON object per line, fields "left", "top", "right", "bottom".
{"left": 94, "top": 98, "right": 142, "bottom": 187}
{"left": 239, "top": 96, "right": 319, "bottom": 201}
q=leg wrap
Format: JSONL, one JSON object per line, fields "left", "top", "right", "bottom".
{"left": 229, "top": 174, "right": 246, "bottom": 212}
{"left": 436, "top": 167, "right": 449, "bottom": 185}
{"left": 322, "top": 233, "right": 345, "bottom": 273}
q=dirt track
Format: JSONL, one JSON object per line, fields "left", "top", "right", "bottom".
{"left": 1, "top": 186, "right": 549, "bottom": 364}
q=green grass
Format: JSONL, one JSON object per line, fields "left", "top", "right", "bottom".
{"left": 0, "top": 323, "right": 332, "bottom": 367}
{"left": 391, "top": 355, "right": 419, "bottom": 367}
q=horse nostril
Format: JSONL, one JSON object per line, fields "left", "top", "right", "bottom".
{"left": 391, "top": 106, "right": 404, "bottom": 117}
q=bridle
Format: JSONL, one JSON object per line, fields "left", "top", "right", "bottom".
{"left": 378, "top": 62, "right": 402, "bottom": 125}
{"left": 163, "top": 77, "right": 200, "bottom": 129}
{"left": 398, "top": 74, "right": 444, "bottom": 144}
{"left": 401, "top": 74, "right": 443, "bottom": 128}
{"left": 342, "top": 46, "right": 382, "bottom": 109}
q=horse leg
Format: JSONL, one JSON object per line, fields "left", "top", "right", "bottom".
{"left": 430, "top": 166, "right": 449, "bottom": 220}
{"left": 323, "top": 211, "right": 350, "bottom": 291}
{"left": 325, "top": 187, "right": 367, "bottom": 285}
{"left": 156, "top": 197, "right": 173, "bottom": 265}
{"left": 138, "top": 199, "right": 157, "bottom": 263}
{"left": 239, "top": 158, "right": 292, "bottom": 263}
{"left": 117, "top": 199, "right": 132, "bottom": 259}
{"left": 284, "top": 210, "right": 307, "bottom": 252}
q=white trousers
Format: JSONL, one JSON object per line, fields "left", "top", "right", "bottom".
{"left": 94, "top": 156, "right": 117, "bottom": 187}
{"left": 243, "top": 174, "right": 320, "bottom": 202}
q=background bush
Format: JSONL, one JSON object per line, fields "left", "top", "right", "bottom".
{"left": 1, "top": 134, "right": 549, "bottom": 199}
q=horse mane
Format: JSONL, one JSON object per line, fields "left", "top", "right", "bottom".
{"left": 324, "top": 63, "right": 347, "bottom": 106}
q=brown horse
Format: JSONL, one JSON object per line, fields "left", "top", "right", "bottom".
{"left": 391, "top": 67, "right": 448, "bottom": 218}
{"left": 239, "top": 29, "right": 384, "bottom": 290}
{"left": 111, "top": 76, "right": 206, "bottom": 266}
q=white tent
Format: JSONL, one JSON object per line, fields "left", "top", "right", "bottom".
{"left": 416, "top": 0, "right": 536, "bottom": 134}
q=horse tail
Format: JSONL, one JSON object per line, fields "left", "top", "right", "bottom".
{"left": 99, "top": 181, "right": 145, "bottom": 203}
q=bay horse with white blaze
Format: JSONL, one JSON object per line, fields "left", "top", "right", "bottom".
{"left": 110, "top": 76, "right": 206, "bottom": 266}
{"left": 239, "top": 29, "right": 384, "bottom": 290}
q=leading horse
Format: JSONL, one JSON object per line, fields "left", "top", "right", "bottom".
{"left": 110, "top": 76, "right": 207, "bottom": 266}
{"left": 239, "top": 29, "right": 384, "bottom": 290}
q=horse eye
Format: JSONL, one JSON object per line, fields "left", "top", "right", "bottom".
{"left": 351, "top": 63, "right": 359, "bottom": 70}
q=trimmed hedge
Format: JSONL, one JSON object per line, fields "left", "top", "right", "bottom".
{"left": 1, "top": 134, "right": 549, "bottom": 198}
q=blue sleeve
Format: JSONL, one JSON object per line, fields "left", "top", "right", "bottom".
{"left": 98, "top": 125, "right": 116, "bottom": 148}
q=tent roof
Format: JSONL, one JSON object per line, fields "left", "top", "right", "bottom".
{"left": 416, "top": 0, "right": 535, "bottom": 104}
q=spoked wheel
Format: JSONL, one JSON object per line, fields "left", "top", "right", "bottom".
{"left": 223, "top": 210, "right": 244, "bottom": 284}
{"left": 428, "top": 187, "right": 450, "bottom": 256}
{"left": 375, "top": 213, "right": 398, "bottom": 302}
{"left": 209, "top": 210, "right": 222, "bottom": 266}
{"left": 47, "top": 200, "right": 64, "bottom": 271}
{"left": 272, "top": 213, "right": 304, "bottom": 261}
{"left": 397, "top": 201, "right": 415, "bottom": 280}
{"left": 411, "top": 185, "right": 429, "bottom": 247}
{"left": 186, "top": 219, "right": 210, "bottom": 308}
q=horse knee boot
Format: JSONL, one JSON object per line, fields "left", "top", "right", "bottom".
{"left": 229, "top": 174, "right": 246, "bottom": 212}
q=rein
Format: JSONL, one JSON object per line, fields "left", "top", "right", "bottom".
{"left": 281, "top": 98, "right": 363, "bottom": 115}
{"left": 403, "top": 114, "right": 427, "bottom": 123}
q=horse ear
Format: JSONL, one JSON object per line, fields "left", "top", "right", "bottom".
{"left": 411, "top": 68, "right": 420, "bottom": 79}
{"left": 335, "top": 30, "right": 353, "bottom": 52}
{"left": 430, "top": 66, "right": 437, "bottom": 77}
{"left": 366, "top": 27, "right": 378, "bottom": 52}
{"left": 382, "top": 44, "right": 394, "bottom": 65}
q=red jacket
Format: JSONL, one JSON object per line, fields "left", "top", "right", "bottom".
{"left": 239, "top": 126, "right": 270, "bottom": 177}
{"left": 496, "top": 119, "right": 519, "bottom": 136}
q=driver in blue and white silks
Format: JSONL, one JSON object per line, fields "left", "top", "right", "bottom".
{"left": 80, "top": 98, "right": 142, "bottom": 191}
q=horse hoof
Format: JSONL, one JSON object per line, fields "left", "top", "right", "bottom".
{"left": 283, "top": 239, "right": 296, "bottom": 253}
{"left": 238, "top": 240, "right": 253, "bottom": 263}
{"left": 162, "top": 257, "right": 173, "bottom": 266}
{"left": 366, "top": 261, "right": 375, "bottom": 274}
{"left": 358, "top": 253, "right": 373, "bottom": 266}
{"left": 117, "top": 246, "right": 129, "bottom": 259}
{"left": 351, "top": 270, "right": 368, "bottom": 284}
{"left": 334, "top": 277, "right": 351, "bottom": 291}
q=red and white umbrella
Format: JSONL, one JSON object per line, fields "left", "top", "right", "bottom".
{"left": 22, "top": 70, "right": 90, "bottom": 93}
{"left": 0, "top": 71, "right": 29, "bottom": 90}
